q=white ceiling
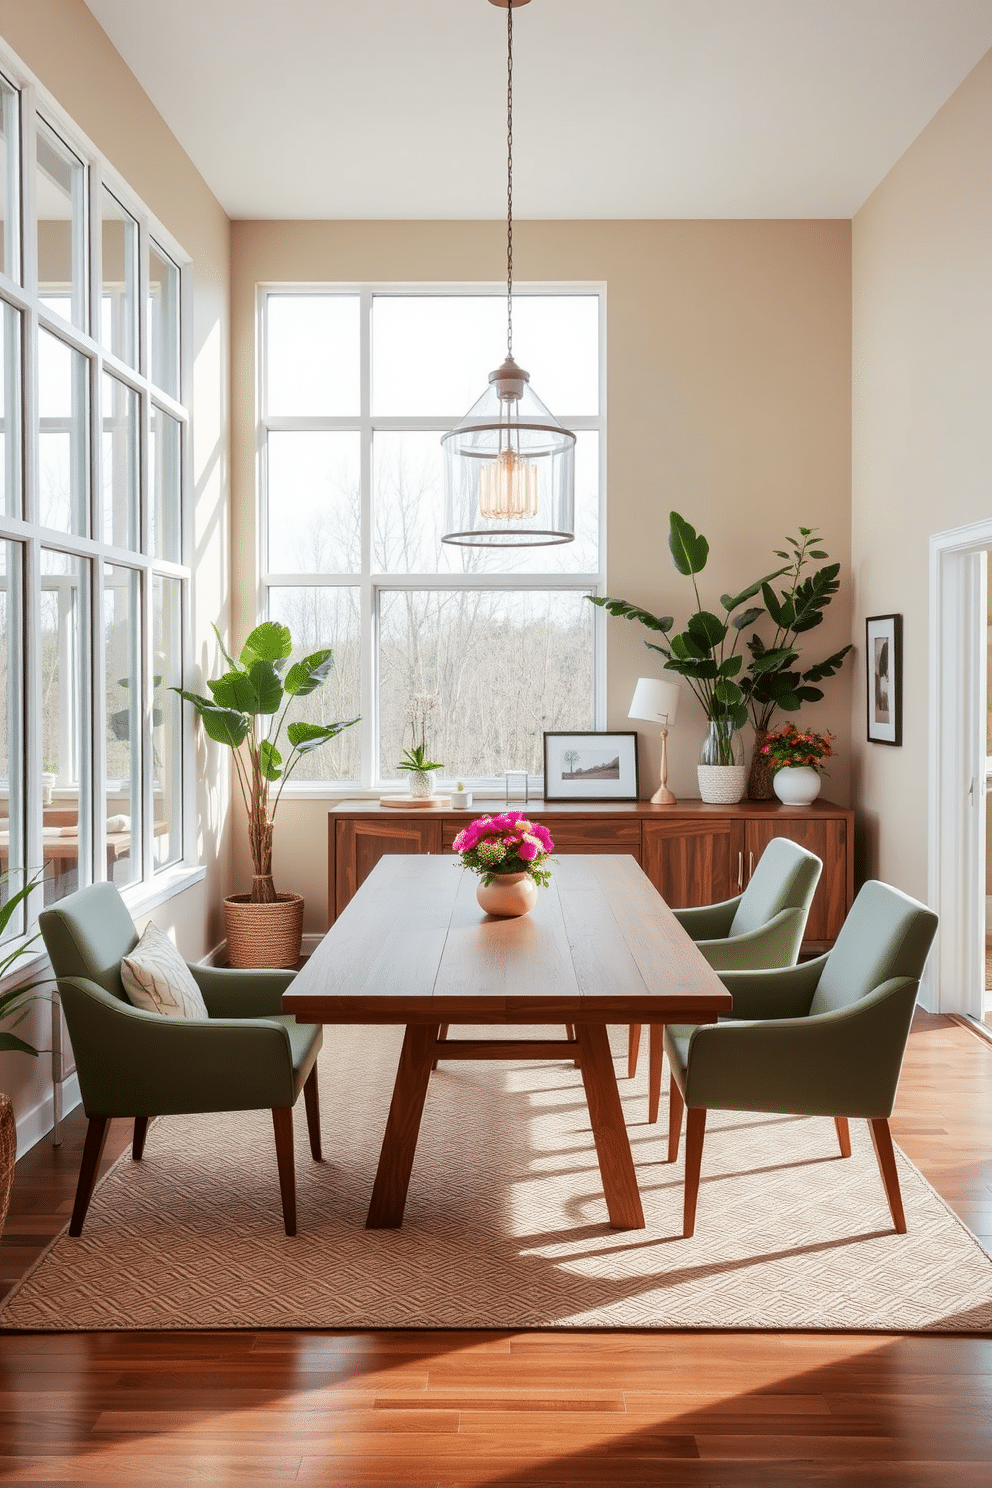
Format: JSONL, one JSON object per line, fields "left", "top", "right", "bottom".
{"left": 82, "top": 0, "right": 992, "bottom": 220}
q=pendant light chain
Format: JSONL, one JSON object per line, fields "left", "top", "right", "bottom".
{"left": 506, "top": 0, "right": 513, "bottom": 360}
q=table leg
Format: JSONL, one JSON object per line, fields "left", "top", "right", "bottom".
{"left": 366, "top": 1023, "right": 439, "bottom": 1229}
{"left": 574, "top": 1022, "right": 645, "bottom": 1229}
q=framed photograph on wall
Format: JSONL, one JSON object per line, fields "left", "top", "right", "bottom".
{"left": 543, "top": 731, "right": 639, "bottom": 801}
{"left": 866, "top": 613, "right": 902, "bottom": 745}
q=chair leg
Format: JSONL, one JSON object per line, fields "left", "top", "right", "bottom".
{"left": 132, "top": 1116, "right": 149, "bottom": 1161}
{"left": 303, "top": 1065, "right": 322, "bottom": 1161}
{"left": 649, "top": 1025, "right": 665, "bottom": 1124}
{"left": 627, "top": 1023, "right": 641, "bottom": 1079}
{"left": 834, "top": 1116, "right": 851, "bottom": 1158}
{"left": 69, "top": 1116, "right": 110, "bottom": 1237}
{"left": 683, "top": 1107, "right": 707, "bottom": 1238}
{"left": 667, "top": 1073, "right": 684, "bottom": 1162}
{"left": 271, "top": 1107, "right": 297, "bottom": 1236}
{"left": 432, "top": 1023, "right": 450, "bottom": 1070}
{"left": 868, "top": 1117, "right": 907, "bottom": 1233}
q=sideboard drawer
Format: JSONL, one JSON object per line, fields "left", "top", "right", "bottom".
{"left": 440, "top": 817, "right": 641, "bottom": 856}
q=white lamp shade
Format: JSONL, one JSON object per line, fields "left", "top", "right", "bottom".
{"left": 628, "top": 676, "right": 681, "bottom": 727}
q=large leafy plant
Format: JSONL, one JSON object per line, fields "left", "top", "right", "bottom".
{"left": 1, "top": 871, "right": 49, "bottom": 1057}
{"left": 177, "top": 622, "right": 358, "bottom": 903}
{"left": 590, "top": 513, "right": 851, "bottom": 755}
{"left": 742, "top": 527, "right": 852, "bottom": 734}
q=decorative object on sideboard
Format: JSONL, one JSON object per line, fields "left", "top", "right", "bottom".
{"left": 452, "top": 811, "right": 555, "bottom": 919}
{"left": 590, "top": 515, "right": 851, "bottom": 802}
{"left": 698, "top": 719, "right": 747, "bottom": 804}
{"left": 440, "top": 0, "right": 575, "bottom": 549}
{"left": 628, "top": 676, "right": 681, "bottom": 805}
{"left": 543, "top": 731, "right": 639, "bottom": 802}
{"left": 762, "top": 722, "right": 835, "bottom": 806}
{"left": 1, "top": 869, "right": 51, "bottom": 1238}
{"left": 451, "top": 783, "right": 473, "bottom": 809}
{"left": 866, "top": 613, "right": 903, "bottom": 746}
{"left": 175, "top": 622, "right": 358, "bottom": 967}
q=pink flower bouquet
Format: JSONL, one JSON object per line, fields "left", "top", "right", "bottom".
{"left": 761, "top": 722, "right": 835, "bottom": 771}
{"left": 451, "top": 813, "right": 555, "bottom": 888}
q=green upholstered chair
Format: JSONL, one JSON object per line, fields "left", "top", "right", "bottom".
{"left": 664, "top": 879, "right": 938, "bottom": 1237}
{"left": 38, "top": 882, "right": 323, "bottom": 1237}
{"left": 629, "top": 836, "right": 824, "bottom": 1116}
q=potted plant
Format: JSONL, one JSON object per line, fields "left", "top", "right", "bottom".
{"left": 740, "top": 528, "right": 852, "bottom": 798}
{"left": 395, "top": 693, "right": 443, "bottom": 799}
{"left": 176, "top": 622, "right": 358, "bottom": 967}
{"left": 1, "top": 871, "right": 50, "bottom": 1238}
{"left": 590, "top": 513, "right": 851, "bottom": 802}
{"left": 452, "top": 812, "right": 555, "bottom": 918}
{"left": 761, "top": 723, "right": 835, "bottom": 805}
{"left": 397, "top": 743, "right": 445, "bottom": 800}
{"left": 591, "top": 512, "right": 783, "bottom": 803}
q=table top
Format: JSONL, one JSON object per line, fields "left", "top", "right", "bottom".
{"left": 283, "top": 853, "right": 733, "bottom": 1026}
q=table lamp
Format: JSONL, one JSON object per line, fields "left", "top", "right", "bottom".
{"left": 628, "top": 677, "right": 682, "bottom": 805}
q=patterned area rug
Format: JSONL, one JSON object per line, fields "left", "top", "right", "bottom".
{"left": 3, "top": 1025, "right": 991, "bottom": 1333}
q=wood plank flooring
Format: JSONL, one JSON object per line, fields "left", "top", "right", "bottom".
{"left": 1, "top": 1010, "right": 991, "bottom": 1486}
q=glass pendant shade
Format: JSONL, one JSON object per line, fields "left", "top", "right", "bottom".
{"left": 441, "top": 355, "right": 575, "bottom": 546}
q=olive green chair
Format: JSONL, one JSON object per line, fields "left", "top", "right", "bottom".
{"left": 629, "top": 836, "right": 823, "bottom": 1118}
{"left": 664, "top": 879, "right": 938, "bottom": 1237}
{"left": 38, "top": 882, "right": 323, "bottom": 1237}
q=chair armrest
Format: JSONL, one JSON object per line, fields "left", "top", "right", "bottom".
{"left": 683, "top": 976, "right": 920, "bottom": 1118}
{"left": 673, "top": 896, "right": 740, "bottom": 941}
{"left": 697, "top": 907, "right": 808, "bottom": 972}
{"left": 713, "top": 954, "right": 828, "bottom": 1019}
{"left": 188, "top": 964, "right": 297, "bottom": 1017}
{"left": 56, "top": 975, "right": 299, "bottom": 1117}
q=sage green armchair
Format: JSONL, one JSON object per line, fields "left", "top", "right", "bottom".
{"left": 664, "top": 879, "right": 938, "bottom": 1237}
{"left": 630, "top": 836, "right": 823, "bottom": 1118}
{"left": 38, "top": 882, "right": 323, "bottom": 1237}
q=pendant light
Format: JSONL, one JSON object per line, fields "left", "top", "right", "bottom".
{"left": 441, "top": 0, "right": 575, "bottom": 547}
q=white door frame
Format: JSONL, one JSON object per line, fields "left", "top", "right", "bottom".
{"left": 928, "top": 520, "right": 989, "bottom": 1015}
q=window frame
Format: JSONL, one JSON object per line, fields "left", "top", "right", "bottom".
{"left": 257, "top": 282, "right": 607, "bottom": 794}
{"left": 0, "top": 46, "right": 195, "bottom": 942}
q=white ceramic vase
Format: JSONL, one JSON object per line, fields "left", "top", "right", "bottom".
{"left": 772, "top": 765, "right": 822, "bottom": 806}
{"left": 476, "top": 872, "right": 538, "bottom": 918}
{"left": 408, "top": 769, "right": 437, "bottom": 799}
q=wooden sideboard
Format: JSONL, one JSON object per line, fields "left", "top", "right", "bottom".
{"left": 327, "top": 798, "right": 855, "bottom": 953}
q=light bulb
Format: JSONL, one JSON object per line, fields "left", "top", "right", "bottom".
{"left": 479, "top": 447, "right": 538, "bottom": 521}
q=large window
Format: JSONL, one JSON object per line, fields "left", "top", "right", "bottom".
{"left": 260, "top": 288, "right": 604, "bottom": 787}
{"left": 0, "top": 53, "right": 190, "bottom": 936}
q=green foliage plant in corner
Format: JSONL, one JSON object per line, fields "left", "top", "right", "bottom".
{"left": 590, "top": 513, "right": 852, "bottom": 778}
{"left": 591, "top": 511, "right": 786, "bottom": 764}
{"left": 0, "top": 871, "right": 49, "bottom": 1057}
{"left": 176, "top": 622, "right": 359, "bottom": 904}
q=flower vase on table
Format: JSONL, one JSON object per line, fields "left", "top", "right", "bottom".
{"left": 452, "top": 812, "right": 555, "bottom": 918}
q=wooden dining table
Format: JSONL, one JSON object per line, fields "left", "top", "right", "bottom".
{"left": 283, "top": 852, "right": 732, "bottom": 1230}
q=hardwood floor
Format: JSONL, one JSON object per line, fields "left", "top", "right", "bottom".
{"left": 1, "top": 1010, "right": 991, "bottom": 1486}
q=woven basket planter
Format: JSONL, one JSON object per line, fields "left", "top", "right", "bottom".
{"left": 223, "top": 893, "right": 304, "bottom": 969}
{"left": 0, "top": 1093, "right": 15, "bottom": 1238}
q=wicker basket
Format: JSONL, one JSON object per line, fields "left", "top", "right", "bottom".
{"left": 223, "top": 893, "right": 304, "bottom": 969}
{"left": 0, "top": 1093, "right": 15, "bottom": 1238}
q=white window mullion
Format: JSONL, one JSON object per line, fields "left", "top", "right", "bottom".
{"left": 359, "top": 287, "right": 375, "bottom": 790}
{"left": 89, "top": 556, "right": 105, "bottom": 884}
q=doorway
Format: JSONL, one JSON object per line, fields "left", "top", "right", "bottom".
{"left": 928, "top": 523, "right": 989, "bottom": 1019}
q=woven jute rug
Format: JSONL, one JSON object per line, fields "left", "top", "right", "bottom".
{"left": 3, "top": 1025, "right": 991, "bottom": 1333}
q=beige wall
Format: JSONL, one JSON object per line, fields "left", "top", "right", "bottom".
{"left": 232, "top": 219, "right": 853, "bottom": 931}
{"left": 0, "top": 1, "right": 233, "bottom": 1135}
{"left": 851, "top": 49, "right": 992, "bottom": 901}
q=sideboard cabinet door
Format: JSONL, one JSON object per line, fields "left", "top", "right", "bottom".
{"left": 642, "top": 818, "right": 746, "bottom": 909}
{"left": 333, "top": 819, "right": 443, "bottom": 921}
{"left": 744, "top": 816, "right": 850, "bottom": 948}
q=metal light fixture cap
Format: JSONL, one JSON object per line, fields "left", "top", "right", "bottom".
{"left": 489, "top": 354, "right": 530, "bottom": 401}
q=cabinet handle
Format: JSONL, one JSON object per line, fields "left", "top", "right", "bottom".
{"left": 748, "top": 851, "right": 754, "bottom": 880}
{"left": 737, "top": 852, "right": 743, "bottom": 890}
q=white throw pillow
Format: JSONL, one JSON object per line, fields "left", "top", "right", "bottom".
{"left": 121, "top": 922, "right": 209, "bottom": 1020}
